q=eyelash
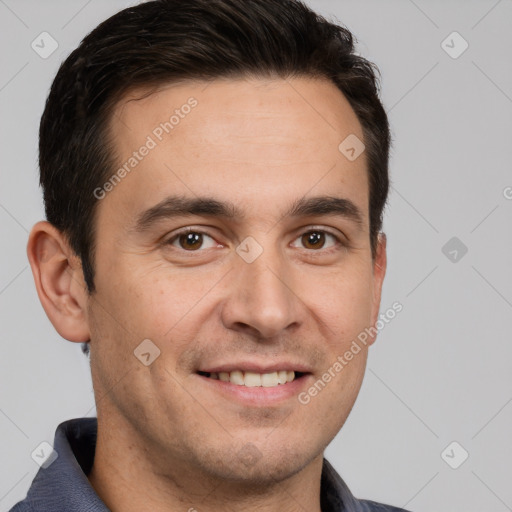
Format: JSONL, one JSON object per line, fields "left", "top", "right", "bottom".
{"left": 164, "top": 226, "right": 347, "bottom": 254}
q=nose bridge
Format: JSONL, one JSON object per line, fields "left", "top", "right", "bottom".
{"left": 221, "top": 239, "right": 300, "bottom": 338}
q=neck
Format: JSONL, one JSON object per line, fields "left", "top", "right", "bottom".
{"left": 87, "top": 414, "right": 324, "bottom": 512}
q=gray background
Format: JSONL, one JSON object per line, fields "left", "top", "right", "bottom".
{"left": 1, "top": 0, "right": 511, "bottom": 510}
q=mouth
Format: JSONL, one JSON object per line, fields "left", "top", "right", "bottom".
{"left": 195, "top": 362, "right": 313, "bottom": 405}
{"left": 197, "top": 370, "right": 307, "bottom": 388}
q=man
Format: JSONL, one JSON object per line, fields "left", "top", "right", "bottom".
{"left": 11, "top": 0, "right": 408, "bottom": 510}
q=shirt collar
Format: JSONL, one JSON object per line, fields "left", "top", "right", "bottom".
{"left": 21, "top": 418, "right": 108, "bottom": 511}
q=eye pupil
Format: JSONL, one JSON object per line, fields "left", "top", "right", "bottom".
{"left": 180, "top": 232, "right": 202, "bottom": 250}
{"left": 302, "top": 231, "right": 325, "bottom": 249}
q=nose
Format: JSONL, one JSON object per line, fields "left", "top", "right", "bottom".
{"left": 220, "top": 247, "right": 302, "bottom": 340}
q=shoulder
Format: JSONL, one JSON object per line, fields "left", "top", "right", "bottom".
{"left": 321, "top": 458, "right": 412, "bottom": 512}
{"left": 7, "top": 501, "right": 32, "bottom": 512}
{"left": 358, "top": 499, "right": 412, "bottom": 511}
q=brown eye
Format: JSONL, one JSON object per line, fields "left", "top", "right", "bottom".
{"left": 291, "top": 229, "right": 341, "bottom": 252}
{"left": 301, "top": 231, "right": 326, "bottom": 250}
{"left": 167, "top": 230, "right": 218, "bottom": 251}
{"left": 178, "top": 232, "right": 203, "bottom": 250}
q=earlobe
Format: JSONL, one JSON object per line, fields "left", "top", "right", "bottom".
{"left": 27, "top": 221, "right": 90, "bottom": 343}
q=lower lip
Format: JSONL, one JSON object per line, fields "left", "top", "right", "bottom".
{"left": 196, "top": 373, "right": 312, "bottom": 406}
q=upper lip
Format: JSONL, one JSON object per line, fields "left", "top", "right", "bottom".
{"left": 199, "top": 361, "right": 312, "bottom": 374}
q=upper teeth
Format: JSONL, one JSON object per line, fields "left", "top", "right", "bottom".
{"left": 209, "top": 370, "right": 295, "bottom": 387}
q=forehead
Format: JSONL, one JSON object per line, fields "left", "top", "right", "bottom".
{"left": 103, "top": 77, "right": 368, "bottom": 224}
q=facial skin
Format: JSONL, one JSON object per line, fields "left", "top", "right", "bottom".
{"left": 28, "top": 77, "right": 386, "bottom": 512}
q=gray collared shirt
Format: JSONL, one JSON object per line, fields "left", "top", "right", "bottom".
{"left": 9, "top": 418, "right": 410, "bottom": 512}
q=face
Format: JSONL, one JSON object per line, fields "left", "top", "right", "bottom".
{"left": 86, "top": 77, "right": 386, "bottom": 484}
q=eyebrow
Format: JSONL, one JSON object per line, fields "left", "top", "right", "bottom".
{"left": 133, "top": 194, "right": 364, "bottom": 232}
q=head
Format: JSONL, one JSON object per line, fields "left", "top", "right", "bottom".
{"left": 28, "top": 0, "right": 389, "bottom": 489}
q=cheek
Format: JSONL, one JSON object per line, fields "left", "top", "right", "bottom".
{"left": 307, "top": 266, "right": 374, "bottom": 343}
{"left": 297, "top": 343, "right": 368, "bottom": 446}
{"left": 95, "top": 258, "right": 209, "bottom": 339}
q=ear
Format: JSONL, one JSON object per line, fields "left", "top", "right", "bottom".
{"left": 27, "top": 221, "right": 91, "bottom": 343}
{"left": 367, "top": 232, "right": 387, "bottom": 347}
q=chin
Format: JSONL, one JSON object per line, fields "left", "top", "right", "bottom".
{"left": 196, "top": 440, "right": 319, "bottom": 487}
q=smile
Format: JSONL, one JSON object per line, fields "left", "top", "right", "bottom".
{"left": 198, "top": 370, "right": 301, "bottom": 387}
